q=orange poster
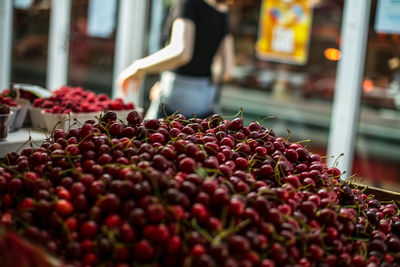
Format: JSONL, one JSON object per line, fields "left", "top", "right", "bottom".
{"left": 256, "top": 0, "right": 313, "bottom": 65}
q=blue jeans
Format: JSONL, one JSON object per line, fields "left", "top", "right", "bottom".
{"left": 156, "top": 72, "right": 216, "bottom": 119}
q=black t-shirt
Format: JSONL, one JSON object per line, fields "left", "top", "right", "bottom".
{"left": 167, "top": 0, "right": 229, "bottom": 77}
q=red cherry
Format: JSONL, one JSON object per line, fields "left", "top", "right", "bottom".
{"left": 65, "top": 217, "right": 78, "bottom": 232}
{"left": 146, "top": 203, "right": 165, "bottom": 223}
{"left": 191, "top": 244, "right": 206, "bottom": 257}
{"left": 55, "top": 199, "right": 74, "bottom": 216}
{"left": 105, "top": 214, "right": 122, "bottom": 228}
{"left": 83, "top": 252, "right": 98, "bottom": 266}
{"left": 134, "top": 239, "right": 155, "bottom": 262}
{"left": 80, "top": 221, "right": 98, "bottom": 239}
{"left": 166, "top": 236, "right": 182, "bottom": 254}
{"left": 119, "top": 223, "right": 137, "bottom": 243}
{"left": 191, "top": 203, "right": 208, "bottom": 222}
{"left": 178, "top": 157, "right": 196, "bottom": 173}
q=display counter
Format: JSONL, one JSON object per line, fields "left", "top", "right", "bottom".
{"left": 0, "top": 128, "right": 48, "bottom": 157}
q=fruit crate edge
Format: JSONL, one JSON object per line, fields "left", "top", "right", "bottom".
{"left": 357, "top": 184, "right": 400, "bottom": 201}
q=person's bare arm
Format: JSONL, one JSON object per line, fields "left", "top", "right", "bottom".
{"left": 212, "top": 34, "right": 235, "bottom": 84}
{"left": 117, "top": 18, "right": 195, "bottom": 92}
{"left": 137, "top": 18, "right": 195, "bottom": 73}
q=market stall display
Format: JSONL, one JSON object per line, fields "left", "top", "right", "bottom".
{"left": 31, "top": 86, "right": 136, "bottom": 132}
{"left": 2, "top": 84, "right": 52, "bottom": 132}
{"left": 1, "top": 85, "right": 138, "bottom": 134}
{"left": 0, "top": 111, "right": 399, "bottom": 266}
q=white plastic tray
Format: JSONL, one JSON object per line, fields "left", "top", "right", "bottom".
{"left": 41, "top": 108, "right": 143, "bottom": 132}
{"left": 29, "top": 107, "right": 47, "bottom": 129}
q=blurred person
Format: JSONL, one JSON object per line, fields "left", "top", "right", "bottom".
{"left": 117, "top": 0, "right": 235, "bottom": 118}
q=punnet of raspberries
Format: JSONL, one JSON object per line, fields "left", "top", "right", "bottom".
{"left": 32, "top": 86, "right": 134, "bottom": 114}
{"left": 0, "top": 111, "right": 400, "bottom": 267}
{"left": 0, "top": 95, "right": 18, "bottom": 108}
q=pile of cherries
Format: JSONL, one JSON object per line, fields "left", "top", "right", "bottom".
{"left": 33, "top": 86, "right": 135, "bottom": 114}
{"left": 0, "top": 111, "right": 399, "bottom": 267}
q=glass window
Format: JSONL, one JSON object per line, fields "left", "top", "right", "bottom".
{"left": 11, "top": 0, "right": 50, "bottom": 87}
{"left": 221, "top": 0, "right": 343, "bottom": 158}
{"left": 354, "top": 0, "right": 400, "bottom": 191}
{"left": 67, "top": 0, "right": 118, "bottom": 96}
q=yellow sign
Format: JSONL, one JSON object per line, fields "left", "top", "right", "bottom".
{"left": 256, "top": 0, "right": 313, "bottom": 65}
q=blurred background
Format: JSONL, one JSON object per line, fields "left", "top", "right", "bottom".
{"left": 3, "top": 0, "right": 400, "bottom": 191}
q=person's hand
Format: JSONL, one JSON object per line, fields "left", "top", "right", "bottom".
{"left": 149, "top": 82, "right": 161, "bottom": 101}
{"left": 117, "top": 61, "right": 144, "bottom": 95}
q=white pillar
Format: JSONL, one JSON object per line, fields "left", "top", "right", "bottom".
{"left": 327, "top": 0, "right": 371, "bottom": 178}
{"left": 112, "top": 0, "right": 147, "bottom": 106}
{"left": 46, "top": 0, "right": 72, "bottom": 90}
{"left": 0, "top": 0, "right": 13, "bottom": 91}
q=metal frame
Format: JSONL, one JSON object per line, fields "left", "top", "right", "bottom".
{"left": 0, "top": 0, "right": 13, "bottom": 91}
{"left": 327, "top": 0, "right": 372, "bottom": 178}
{"left": 46, "top": 0, "right": 72, "bottom": 90}
{"left": 112, "top": 0, "right": 148, "bottom": 106}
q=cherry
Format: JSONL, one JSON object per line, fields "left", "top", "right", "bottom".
{"left": 300, "top": 201, "right": 317, "bottom": 218}
{"left": 8, "top": 178, "right": 22, "bottom": 193}
{"left": 146, "top": 203, "right": 165, "bottom": 223}
{"left": 179, "top": 157, "right": 196, "bottom": 173}
{"left": 114, "top": 245, "right": 130, "bottom": 262}
{"left": 235, "top": 157, "right": 249, "bottom": 170}
{"left": 105, "top": 214, "right": 122, "bottom": 228}
{"left": 102, "top": 110, "right": 117, "bottom": 122}
{"left": 378, "top": 219, "right": 392, "bottom": 234}
{"left": 229, "top": 235, "right": 250, "bottom": 253}
{"left": 228, "top": 197, "right": 245, "bottom": 216}
{"left": 260, "top": 259, "right": 276, "bottom": 267}
{"left": 55, "top": 199, "right": 74, "bottom": 216}
{"left": 236, "top": 142, "right": 250, "bottom": 154}
{"left": 260, "top": 164, "right": 274, "bottom": 177}
{"left": 309, "top": 244, "right": 324, "bottom": 260}
{"left": 126, "top": 110, "right": 142, "bottom": 124}
{"left": 99, "top": 193, "right": 121, "bottom": 214}
{"left": 191, "top": 203, "right": 208, "bottom": 221}
{"left": 80, "top": 221, "right": 98, "bottom": 239}
{"left": 229, "top": 118, "right": 244, "bottom": 131}
{"left": 134, "top": 239, "right": 155, "bottom": 262}
{"left": 152, "top": 154, "right": 169, "bottom": 171}
{"left": 83, "top": 252, "right": 99, "bottom": 266}
{"left": 118, "top": 223, "right": 137, "bottom": 243}
{"left": 65, "top": 217, "right": 78, "bottom": 232}
{"left": 212, "top": 188, "right": 229, "bottom": 206}
{"left": 191, "top": 244, "right": 206, "bottom": 257}
{"left": 285, "top": 175, "right": 301, "bottom": 188}
{"left": 73, "top": 194, "right": 88, "bottom": 211}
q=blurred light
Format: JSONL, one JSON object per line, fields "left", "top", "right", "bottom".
{"left": 388, "top": 57, "right": 400, "bottom": 70}
{"left": 324, "top": 48, "right": 341, "bottom": 61}
{"left": 363, "top": 79, "right": 374, "bottom": 93}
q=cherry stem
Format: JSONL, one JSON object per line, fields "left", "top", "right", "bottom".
{"left": 211, "top": 218, "right": 250, "bottom": 246}
{"left": 190, "top": 218, "right": 213, "bottom": 243}
{"left": 259, "top": 115, "right": 275, "bottom": 124}
{"left": 285, "top": 129, "right": 291, "bottom": 141}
